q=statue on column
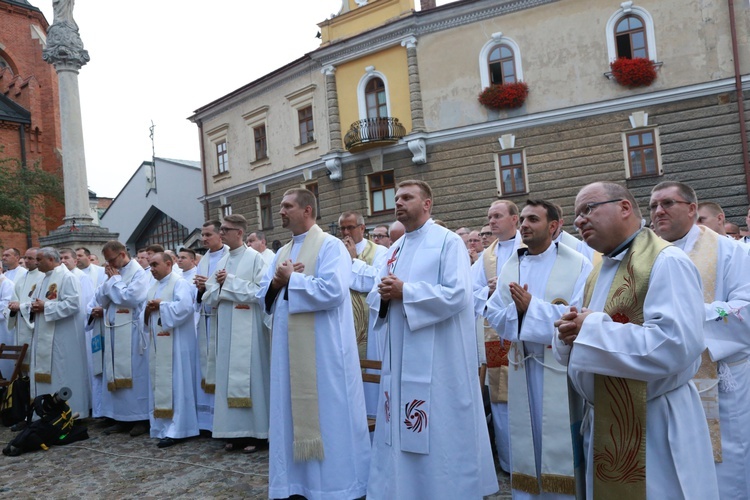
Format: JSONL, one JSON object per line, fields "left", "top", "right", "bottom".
{"left": 43, "top": 0, "right": 90, "bottom": 68}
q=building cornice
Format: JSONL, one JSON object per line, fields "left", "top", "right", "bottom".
{"left": 310, "top": 0, "right": 560, "bottom": 67}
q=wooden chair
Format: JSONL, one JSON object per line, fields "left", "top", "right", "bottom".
{"left": 361, "top": 358, "right": 382, "bottom": 432}
{"left": 0, "top": 343, "right": 29, "bottom": 388}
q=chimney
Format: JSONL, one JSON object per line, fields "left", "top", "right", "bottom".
{"left": 421, "top": 0, "right": 436, "bottom": 10}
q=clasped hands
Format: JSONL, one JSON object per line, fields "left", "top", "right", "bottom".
{"left": 377, "top": 273, "right": 404, "bottom": 301}
{"left": 271, "top": 259, "right": 305, "bottom": 289}
{"left": 554, "top": 306, "right": 593, "bottom": 346}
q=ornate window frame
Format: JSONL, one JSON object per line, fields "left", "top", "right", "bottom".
{"left": 606, "top": 2, "right": 657, "bottom": 63}
{"left": 357, "top": 67, "right": 393, "bottom": 121}
{"left": 478, "top": 33, "right": 523, "bottom": 89}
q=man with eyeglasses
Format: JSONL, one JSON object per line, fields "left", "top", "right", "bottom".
{"left": 370, "top": 224, "right": 391, "bottom": 248}
{"left": 193, "top": 220, "right": 228, "bottom": 434}
{"left": 471, "top": 199, "right": 522, "bottom": 474}
{"left": 467, "top": 230, "right": 483, "bottom": 264}
{"left": 554, "top": 181, "right": 717, "bottom": 498}
{"left": 551, "top": 204, "right": 597, "bottom": 263}
{"left": 650, "top": 181, "right": 750, "bottom": 498}
{"left": 202, "top": 214, "right": 270, "bottom": 453}
{"left": 479, "top": 225, "right": 493, "bottom": 249}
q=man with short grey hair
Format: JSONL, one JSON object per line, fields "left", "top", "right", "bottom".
{"left": 31, "top": 247, "right": 89, "bottom": 416}
{"left": 246, "top": 230, "right": 275, "bottom": 267}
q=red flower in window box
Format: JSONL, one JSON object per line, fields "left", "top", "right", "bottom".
{"left": 478, "top": 82, "right": 529, "bottom": 110}
{"left": 610, "top": 57, "right": 657, "bottom": 88}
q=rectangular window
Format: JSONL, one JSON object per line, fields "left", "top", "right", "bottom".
{"left": 259, "top": 193, "right": 273, "bottom": 230}
{"left": 368, "top": 171, "right": 396, "bottom": 215}
{"left": 626, "top": 130, "right": 659, "bottom": 177}
{"left": 216, "top": 140, "right": 228, "bottom": 174}
{"left": 222, "top": 204, "right": 232, "bottom": 217}
{"left": 497, "top": 151, "right": 526, "bottom": 195}
{"left": 253, "top": 125, "right": 267, "bottom": 160}
{"left": 305, "top": 182, "right": 321, "bottom": 220}
{"left": 298, "top": 106, "right": 314, "bottom": 145}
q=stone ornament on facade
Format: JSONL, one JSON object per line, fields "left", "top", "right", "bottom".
{"left": 43, "top": 0, "right": 90, "bottom": 69}
{"left": 407, "top": 137, "right": 427, "bottom": 165}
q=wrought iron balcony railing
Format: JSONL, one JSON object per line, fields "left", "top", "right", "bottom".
{"left": 344, "top": 117, "right": 406, "bottom": 153}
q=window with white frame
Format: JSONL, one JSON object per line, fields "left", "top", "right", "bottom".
{"left": 243, "top": 106, "right": 270, "bottom": 165}
{"left": 221, "top": 204, "right": 232, "bottom": 217}
{"left": 479, "top": 34, "right": 523, "bottom": 89}
{"left": 606, "top": 4, "right": 657, "bottom": 63}
{"left": 622, "top": 128, "right": 662, "bottom": 178}
{"left": 357, "top": 69, "right": 392, "bottom": 121}
{"left": 206, "top": 123, "right": 230, "bottom": 176}
{"left": 367, "top": 171, "right": 396, "bottom": 215}
{"left": 494, "top": 150, "right": 528, "bottom": 196}
{"left": 285, "top": 85, "right": 317, "bottom": 150}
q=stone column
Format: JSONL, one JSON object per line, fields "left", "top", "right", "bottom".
{"left": 322, "top": 65, "right": 343, "bottom": 152}
{"left": 401, "top": 37, "right": 426, "bottom": 133}
{"left": 40, "top": 1, "right": 118, "bottom": 249}
{"left": 42, "top": 0, "right": 93, "bottom": 227}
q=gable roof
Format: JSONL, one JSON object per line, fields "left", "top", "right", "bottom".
{"left": 0, "top": 93, "right": 30, "bottom": 124}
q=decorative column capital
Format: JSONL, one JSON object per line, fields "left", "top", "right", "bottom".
{"left": 400, "top": 36, "right": 418, "bottom": 50}
{"left": 42, "top": 0, "right": 90, "bottom": 70}
{"left": 321, "top": 65, "right": 336, "bottom": 76}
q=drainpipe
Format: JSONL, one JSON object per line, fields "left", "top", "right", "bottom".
{"left": 728, "top": 0, "right": 750, "bottom": 198}
{"left": 197, "top": 120, "right": 209, "bottom": 220}
{"left": 18, "top": 124, "right": 32, "bottom": 248}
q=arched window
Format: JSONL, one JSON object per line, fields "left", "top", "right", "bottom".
{"left": 488, "top": 45, "right": 516, "bottom": 85}
{"left": 615, "top": 15, "right": 647, "bottom": 59}
{"left": 365, "top": 78, "right": 387, "bottom": 119}
{"left": 478, "top": 34, "right": 523, "bottom": 89}
{"left": 606, "top": 4, "right": 657, "bottom": 63}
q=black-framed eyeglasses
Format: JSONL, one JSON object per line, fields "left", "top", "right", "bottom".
{"left": 371, "top": 233, "right": 388, "bottom": 239}
{"left": 479, "top": 232, "right": 493, "bottom": 237}
{"left": 574, "top": 199, "right": 623, "bottom": 220}
{"left": 219, "top": 227, "right": 240, "bottom": 233}
{"left": 648, "top": 199, "right": 692, "bottom": 213}
{"left": 339, "top": 225, "right": 361, "bottom": 232}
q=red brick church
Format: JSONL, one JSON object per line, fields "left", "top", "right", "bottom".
{"left": 0, "top": 0, "right": 63, "bottom": 251}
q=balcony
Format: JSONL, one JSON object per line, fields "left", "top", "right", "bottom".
{"left": 344, "top": 117, "right": 406, "bottom": 153}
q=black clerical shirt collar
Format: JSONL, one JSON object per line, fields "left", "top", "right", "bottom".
{"left": 605, "top": 228, "right": 642, "bottom": 259}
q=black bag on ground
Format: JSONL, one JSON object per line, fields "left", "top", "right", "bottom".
{"left": 0, "top": 376, "right": 30, "bottom": 427}
{"left": 2, "top": 390, "right": 88, "bottom": 457}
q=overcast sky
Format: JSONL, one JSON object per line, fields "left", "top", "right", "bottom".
{"left": 35, "top": 0, "right": 453, "bottom": 198}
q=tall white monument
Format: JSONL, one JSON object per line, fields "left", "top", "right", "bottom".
{"left": 40, "top": 0, "right": 117, "bottom": 250}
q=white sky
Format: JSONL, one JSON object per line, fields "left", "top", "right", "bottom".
{"left": 36, "top": 0, "right": 453, "bottom": 198}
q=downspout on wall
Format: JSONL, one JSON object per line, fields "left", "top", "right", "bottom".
{"left": 728, "top": 0, "right": 750, "bottom": 199}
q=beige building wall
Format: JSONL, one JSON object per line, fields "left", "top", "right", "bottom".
{"left": 417, "top": 0, "right": 750, "bottom": 131}
{"left": 198, "top": 59, "right": 327, "bottom": 198}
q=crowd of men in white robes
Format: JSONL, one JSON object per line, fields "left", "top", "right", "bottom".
{"left": 1, "top": 179, "right": 749, "bottom": 499}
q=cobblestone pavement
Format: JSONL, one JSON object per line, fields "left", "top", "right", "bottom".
{"left": 0, "top": 419, "right": 511, "bottom": 499}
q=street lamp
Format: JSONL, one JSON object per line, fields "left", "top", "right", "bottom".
{"left": 328, "top": 221, "right": 339, "bottom": 237}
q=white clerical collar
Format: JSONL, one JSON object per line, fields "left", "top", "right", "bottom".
{"left": 293, "top": 231, "right": 309, "bottom": 244}
{"left": 494, "top": 232, "right": 518, "bottom": 255}
{"left": 229, "top": 245, "right": 246, "bottom": 256}
{"left": 209, "top": 247, "right": 224, "bottom": 256}
{"left": 158, "top": 273, "right": 172, "bottom": 284}
{"left": 520, "top": 241, "right": 557, "bottom": 261}
{"left": 671, "top": 225, "right": 698, "bottom": 252}
{"left": 405, "top": 218, "right": 433, "bottom": 238}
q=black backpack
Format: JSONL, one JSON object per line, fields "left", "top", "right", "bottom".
{"left": 2, "top": 392, "right": 88, "bottom": 456}
{"left": 0, "top": 376, "right": 30, "bottom": 427}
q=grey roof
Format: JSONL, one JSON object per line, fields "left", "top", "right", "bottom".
{"left": 0, "top": 93, "right": 30, "bottom": 124}
{"left": 1, "top": 0, "right": 41, "bottom": 11}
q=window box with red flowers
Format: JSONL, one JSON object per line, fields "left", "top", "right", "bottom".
{"left": 609, "top": 57, "right": 657, "bottom": 88}
{"left": 478, "top": 82, "right": 529, "bottom": 110}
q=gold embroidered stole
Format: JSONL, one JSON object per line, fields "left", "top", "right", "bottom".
{"left": 147, "top": 273, "right": 179, "bottom": 419}
{"left": 582, "top": 228, "right": 669, "bottom": 500}
{"left": 350, "top": 239, "right": 378, "bottom": 360}
{"left": 276, "top": 224, "right": 327, "bottom": 461}
{"left": 483, "top": 238, "right": 513, "bottom": 403}
{"left": 33, "top": 266, "right": 67, "bottom": 385}
{"left": 686, "top": 226, "right": 722, "bottom": 462}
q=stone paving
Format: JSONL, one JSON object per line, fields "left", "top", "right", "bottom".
{"left": 0, "top": 419, "right": 512, "bottom": 499}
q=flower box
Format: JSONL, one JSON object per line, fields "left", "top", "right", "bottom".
{"left": 610, "top": 57, "right": 657, "bottom": 88}
{"left": 478, "top": 81, "right": 529, "bottom": 110}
